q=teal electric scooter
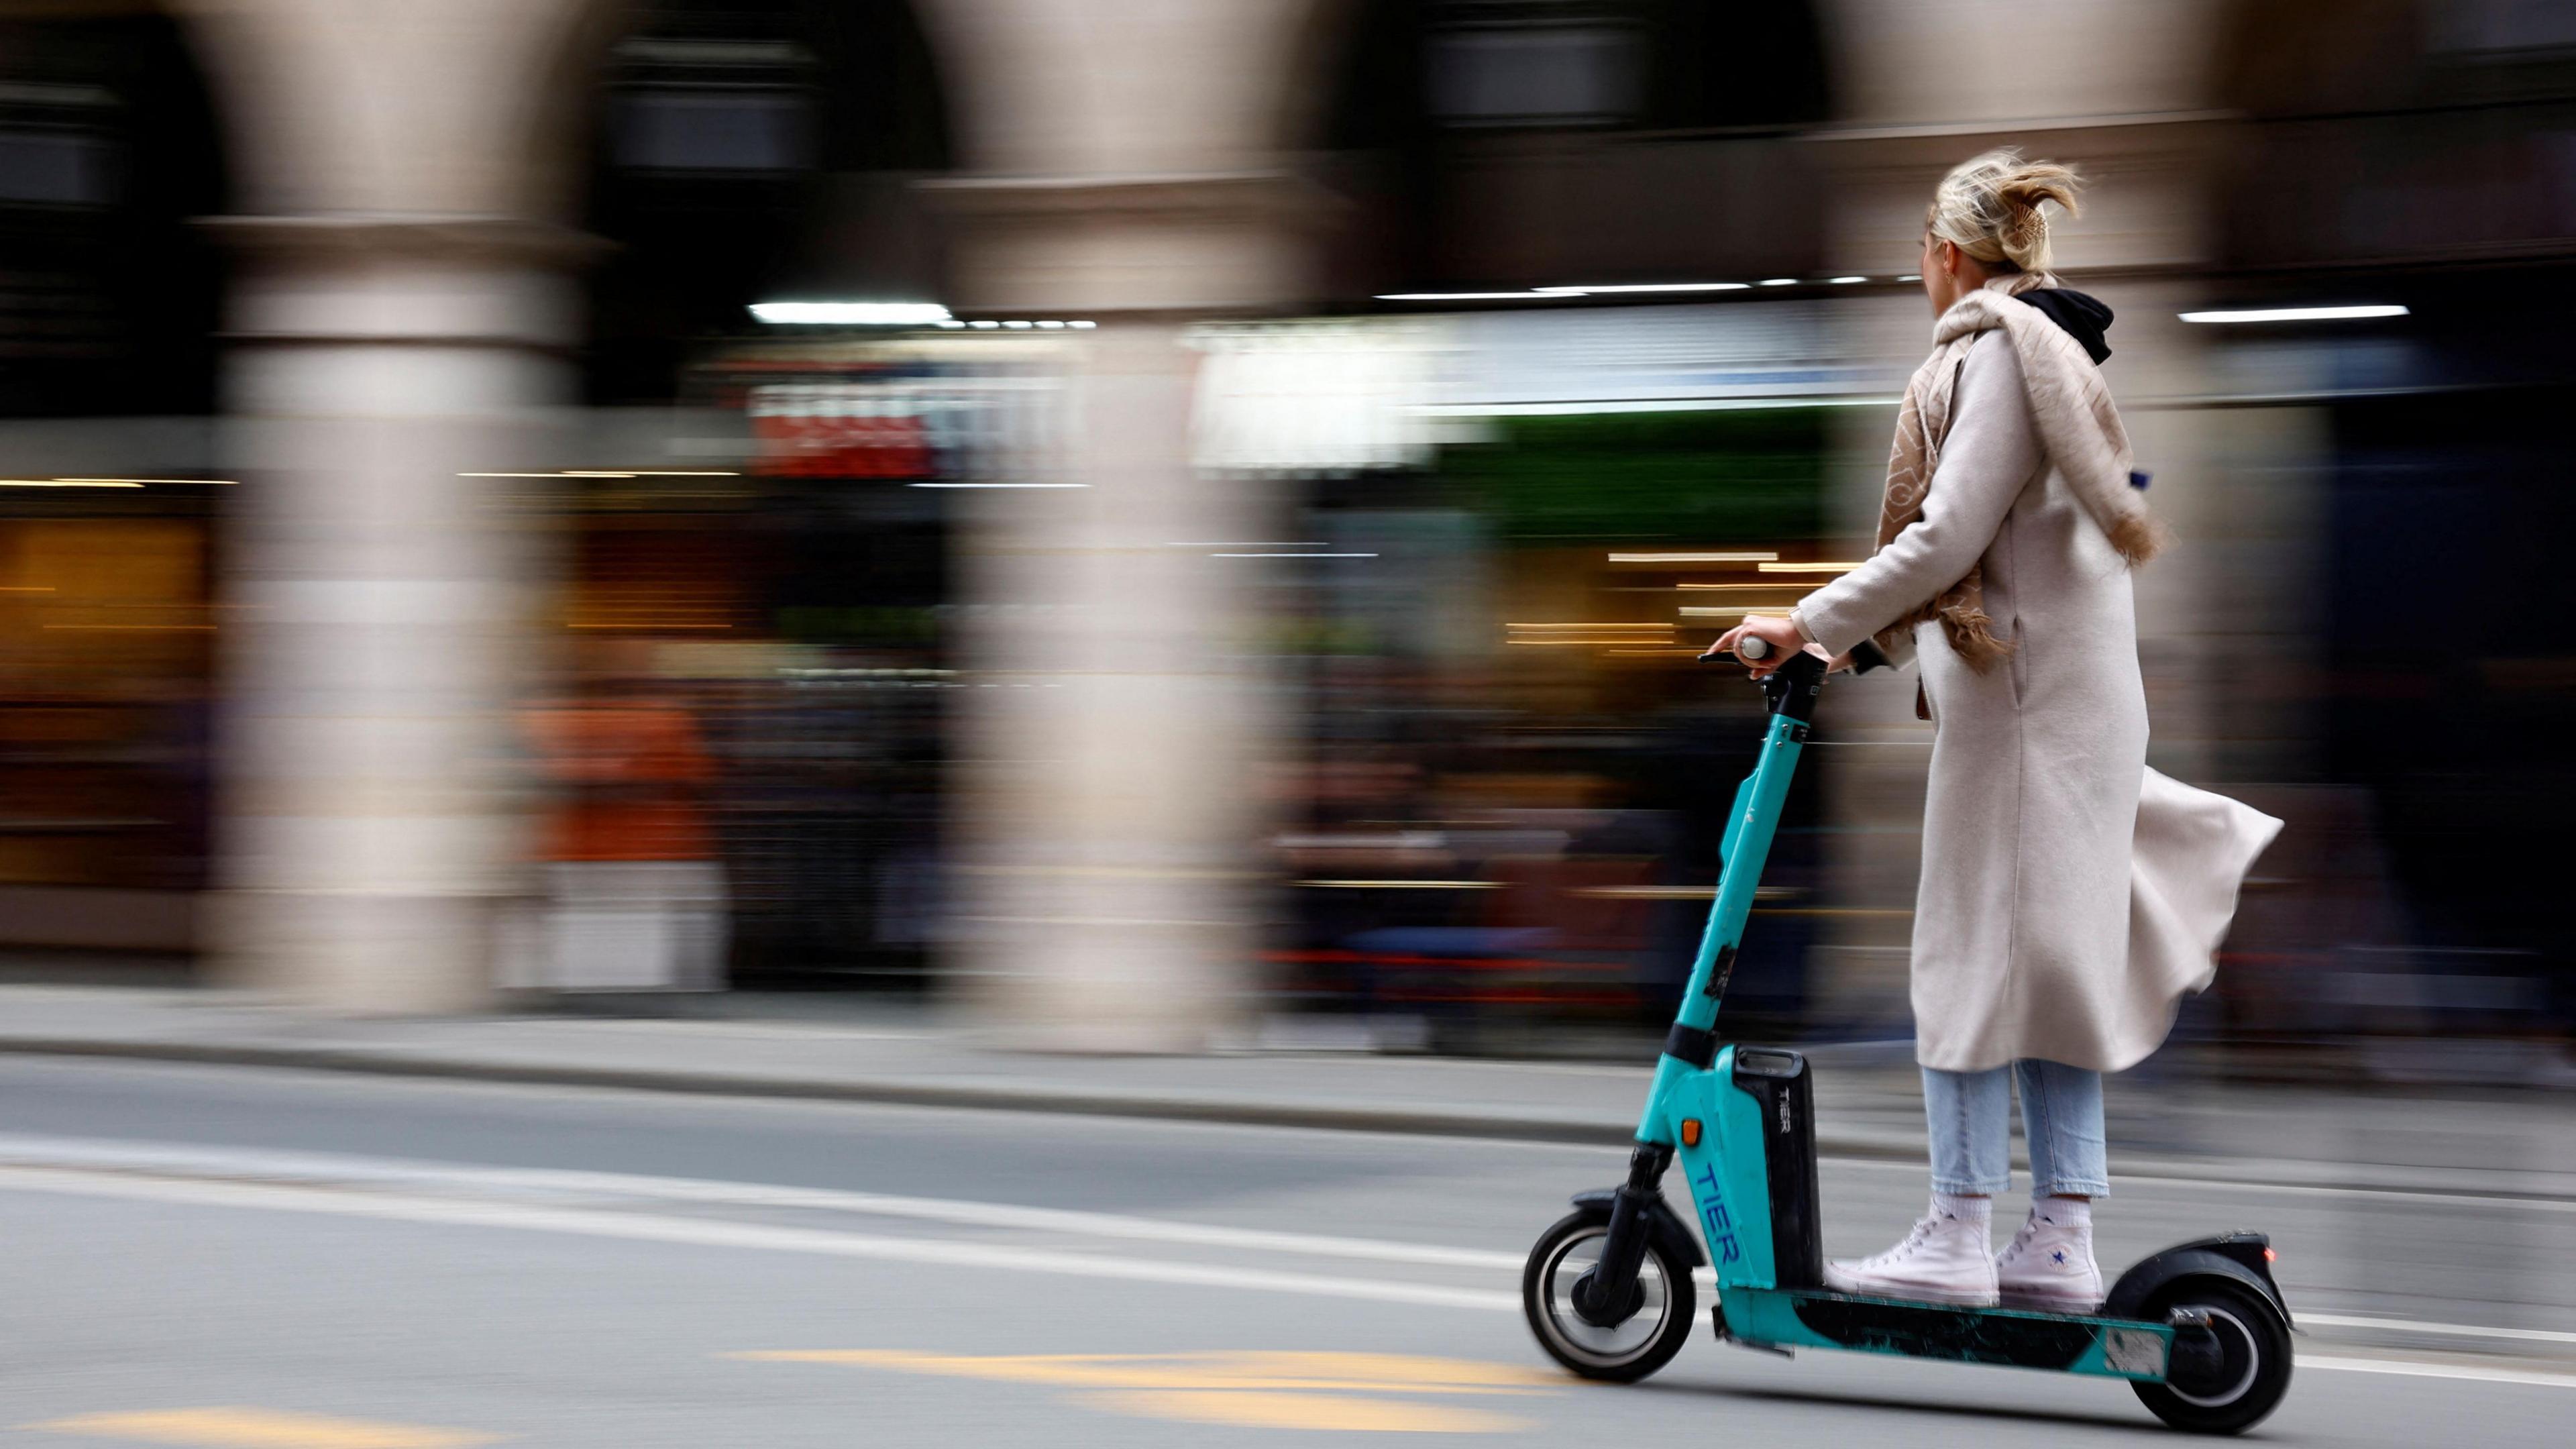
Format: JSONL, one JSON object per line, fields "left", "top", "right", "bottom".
{"left": 1520, "top": 639, "right": 2294, "bottom": 1435}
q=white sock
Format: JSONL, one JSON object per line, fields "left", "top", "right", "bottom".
{"left": 1931, "top": 1192, "right": 1992, "bottom": 1226}
{"left": 2033, "top": 1195, "right": 2093, "bottom": 1228}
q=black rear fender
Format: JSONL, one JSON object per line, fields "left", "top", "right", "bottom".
{"left": 2104, "top": 1234, "right": 2292, "bottom": 1328}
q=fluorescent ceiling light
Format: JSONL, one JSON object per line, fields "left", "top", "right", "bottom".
{"left": 1537, "top": 282, "right": 1750, "bottom": 295}
{"left": 1827, "top": 276, "right": 1868, "bottom": 284}
{"left": 1375, "top": 290, "right": 1581, "bottom": 302}
{"left": 1756, "top": 278, "right": 1799, "bottom": 286}
{"left": 1413, "top": 395, "right": 1901, "bottom": 418}
{"left": 2178, "top": 305, "right": 2408, "bottom": 325}
{"left": 750, "top": 301, "right": 953, "bottom": 325}
{"left": 1608, "top": 551, "right": 1778, "bottom": 564}
{"left": 1896, "top": 274, "right": 1922, "bottom": 282}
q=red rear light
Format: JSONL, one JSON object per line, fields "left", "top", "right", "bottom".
{"left": 2262, "top": 1248, "right": 2277, "bottom": 1263}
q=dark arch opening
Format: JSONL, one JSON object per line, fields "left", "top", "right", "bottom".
{"left": 1312, "top": 0, "right": 1834, "bottom": 299}
{"left": 0, "top": 1, "right": 229, "bottom": 417}
{"left": 579, "top": 0, "right": 953, "bottom": 405}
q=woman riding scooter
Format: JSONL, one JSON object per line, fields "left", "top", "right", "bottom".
{"left": 1715, "top": 150, "right": 2281, "bottom": 1311}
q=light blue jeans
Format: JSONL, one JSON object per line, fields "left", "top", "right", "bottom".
{"left": 1922, "top": 1060, "right": 2109, "bottom": 1198}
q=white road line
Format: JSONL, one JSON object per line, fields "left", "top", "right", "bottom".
{"left": 6, "top": 1134, "right": 2572, "bottom": 1350}
{"left": 2301, "top": 1313, "right": 2576, "bottom": 1347}
{"left": 2300, "top": 1355, "right": 2576, "bottom": 1391}
{"left": 0, "top": 1165, "right": 1521, "bottom": 1314}
{"left": 3, "top": 1161, "right": 2565, "bottom": 1396}
{"left": 0, "top": 1134, "right": 1524, "bottom": 1271}
{"left": 2125, "top": 1176, "right": 2576, "bottom": 1216}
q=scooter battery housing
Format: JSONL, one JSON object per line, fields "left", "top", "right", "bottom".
{"left": 1729, "top": 1047, "right": 1823, "bottom": 1289}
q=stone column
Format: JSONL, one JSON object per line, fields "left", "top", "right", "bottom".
{"left": 933, "top": 174, "right": 1316, "bottom": 1049}
{"left": 210, "top": 219, "right": 586, "bottom": 1013}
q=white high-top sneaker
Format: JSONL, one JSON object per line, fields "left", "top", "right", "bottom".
{"left": 1822, "top": 1195, "right": 1998, "bottom": 1306}
{"left": 1996, "top": 1198, "right": 2103, "bottom": 1311}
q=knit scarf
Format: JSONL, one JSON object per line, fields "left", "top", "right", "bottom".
{"left": 1872, "top": 272, "right": 2162, "bottom": 671}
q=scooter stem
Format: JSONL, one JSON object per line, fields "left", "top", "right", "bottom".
{"left": 1654, "top": 649, "right": 1824, "bottom": 1075}
{"left": 1573, "top": 649, "right": 1827, "bottom": 1330}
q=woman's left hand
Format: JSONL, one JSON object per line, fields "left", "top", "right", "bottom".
{"left": 1711, "top": 615, "right": 1810, "bottom": 678}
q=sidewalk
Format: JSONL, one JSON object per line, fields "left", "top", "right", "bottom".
{"left": 1, "top": 985, "right": 2571, "bottom": 1200}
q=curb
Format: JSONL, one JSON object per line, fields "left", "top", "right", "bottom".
{"left": 0, "top": 1036, "right": 1648, "bottom": 1147}
{"left": 8, "top": 1036, "right": 2573, "bottom": 1205}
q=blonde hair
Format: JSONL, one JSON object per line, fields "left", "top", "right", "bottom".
{"left": 1925, "top": 149, "right": 2083, "bottom": 274}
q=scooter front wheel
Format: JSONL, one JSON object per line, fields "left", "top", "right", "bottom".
{"left": 1522, "top": 1208, "right": 1697, "bottom": 1382}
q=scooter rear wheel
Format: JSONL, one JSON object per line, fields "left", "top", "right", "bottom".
{"left": 2129, "top": 1278, "right": 2293, "bottom": 1435}
{"left": 1523, "top": 1209, "right": 1697, "bottom": 1382}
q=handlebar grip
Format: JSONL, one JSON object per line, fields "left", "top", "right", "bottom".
{"left": 1697, "top": 633, "right": 1773, "bottom": 664}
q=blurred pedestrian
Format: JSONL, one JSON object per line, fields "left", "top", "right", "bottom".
{"left": 1717, "top": 150, "right": 2279, "bottom": 1311}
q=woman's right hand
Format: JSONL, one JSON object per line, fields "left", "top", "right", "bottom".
{"left": 1713, "top": 616, "right": 1808, "bottom": 678}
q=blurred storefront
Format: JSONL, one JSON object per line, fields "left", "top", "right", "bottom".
{"left": 537, "top": 340, "right": 1065, "bottom": 986}
{"left": 508, "top": 0, "right": 965, "bottom": 989}
{"left": 1195, "top": 308, "right": 1861, "bottom": 1046}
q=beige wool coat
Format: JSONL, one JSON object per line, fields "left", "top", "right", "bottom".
{"left": 1794, "top": 325, "right": 2281, "bottom": 1073}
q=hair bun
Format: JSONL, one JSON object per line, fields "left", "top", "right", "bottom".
{"left": 1927, "top": 150, "right": 2084, "bottom": 274}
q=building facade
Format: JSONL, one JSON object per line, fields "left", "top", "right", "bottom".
{"left": 1, "top": 0, "right": 2567, "bottom": 1045}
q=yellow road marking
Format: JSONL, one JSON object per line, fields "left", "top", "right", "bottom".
{"left": 23, "top": 1408, "right": 502, "bottom": 1448}
{"left": 731, "top": 1349, "right": 1555, "bottom": 1393}
{"left": 731, "top": 1349, "right": 1557, "bottom": 1433}
{"left": 1076, "top": 1391, "right": 1528, "bottom": 1433}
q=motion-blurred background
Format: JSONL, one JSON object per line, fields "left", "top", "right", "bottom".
{"left": 3, "top": 6, "right": 2576, "bottom": 1442}
{"left": 0, "top": 0, "right": 2571, "bottom": 1083}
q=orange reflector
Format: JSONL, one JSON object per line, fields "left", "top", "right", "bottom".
{"left": 1680, "top": 1119, "right": 1703, "bottom": 1147}
{"left": 2263, "top": 1247, "right": 2277, "bottom": 1263}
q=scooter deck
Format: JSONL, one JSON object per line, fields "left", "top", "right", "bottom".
{"left": 1719, "top": 1286, "right": 2174, "bottom": 1381}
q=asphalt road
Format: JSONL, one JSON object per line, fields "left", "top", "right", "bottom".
{"left": 0, "top": 1056, "right": 2569, "bottom": 1447}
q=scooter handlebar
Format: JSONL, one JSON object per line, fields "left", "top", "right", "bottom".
{"left": 1696, "top": 635, "right": 1770, "bottom": 664}
{"left": 1697, "top": 634, "right": 1828, "bottom": 717}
